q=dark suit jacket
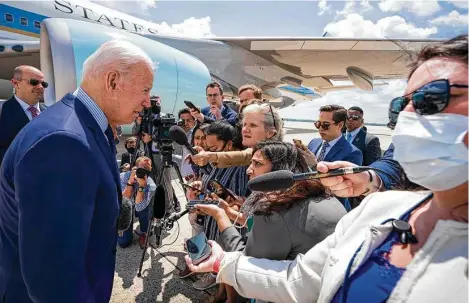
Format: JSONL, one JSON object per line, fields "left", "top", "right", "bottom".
{"left": 0, "top": 96, "right": 47, "bottom": 166}
{"left": 307, "top": 135, "right": 363, "bottom": 166}
{"left": 0, "top": 93, "right": 120, "bottom": 303}
{"left": 308, "top": 136, "right": 363, "bottom": 211}
{"left": 201, "top": 105, "right": 238, "bottom": 125}
{"left": 350, "top": 128, "right": 382, "bottom": 166}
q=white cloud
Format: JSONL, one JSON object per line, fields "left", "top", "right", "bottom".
{"left": 379, "top": 0, "right": 441, "bottom": 17}
{"left": 279, "top": 80, "right": 407, "bottom": 124}
{"left": 336, "top": 0, "right": 356, "bottom": 16}
{"left": 360, "top": 0, "right": 373, "bottom": 12}
{"left": 153, "top": 17, "right": 214, "bottom": 38}
{"left": 324, "top": 13, "right": 438, "bottom": 38}
{"left": 318, "top": 0, "right": 331, "bottom": 16}
{"left": 431, "top": 10, "right": 468, "bottom": 26}
{"left": 446, "top": 0, "right": 469, "bottom": 9}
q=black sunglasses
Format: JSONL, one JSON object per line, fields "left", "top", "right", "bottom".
{"left": 314, "top": 121, "right": 335, "bottom": 130}
{"left": 17, "top": 78, "right": 49, "bottom": 88}
{"left": 388, "top": 79, "right": 468, "bottom": 129}
{"left": 347, "top": 115, "right": 361, "bottom": 121}
{"left": 268, "top": 104, "right": 277, "bottom": 131}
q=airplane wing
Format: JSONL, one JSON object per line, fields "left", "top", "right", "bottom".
{"left": 213, "top": 37, "right": 440, "bottom": 92}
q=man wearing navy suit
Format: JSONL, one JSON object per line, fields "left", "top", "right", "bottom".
{"left": 344, "top": 106, "right": 382, "bottom": 166}
{"left": 190, "top": 81, "right": 238, "bottom": 125}
{"left": 0, "top": 40, "right": 154, "bottom": 303}
{"left": 0, "top": 65, "right": 48, "bottom": 166}
{"left": 307, "top": 105, "right": 363, "bottom": 210}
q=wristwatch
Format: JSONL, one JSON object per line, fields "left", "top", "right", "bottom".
{"left": 138, "top": 187, "right": 145, "bottom": 192}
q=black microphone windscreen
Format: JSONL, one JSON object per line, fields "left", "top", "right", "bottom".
{"left": 169, "top": 126, "right": 189, "bottom": 146}
{"left": 247, "top": 170, "right": 295, "bottom": 192}
{"left": 152, "top": 185, "right": 167, "bottom": 219}
{"left": 117, "top": 196, "right": 133, "bottom": 232}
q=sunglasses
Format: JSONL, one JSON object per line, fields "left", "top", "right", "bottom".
{"left": 268, "top": 104, "right": 277, "bottom": 132}
{"left": 17, "top": 78, "right": 49, "bottom": 88}
{"left": 388, "top": 79, "right": 468, "bottom": 129}
{"left": 207, "top": 93, "right": 220, "bottom": 98}
{"left": 347, "top": 115, "right": 361, "bottom": 121}
{"left": 314, "top": 121, "right": 335, "bottom": 130}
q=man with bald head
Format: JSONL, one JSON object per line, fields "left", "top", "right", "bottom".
{"left": 0, "top": 40, "right": 154, "bottom": 303}
{"left": 0, "top": 65, "right": 48, "bottom": 165}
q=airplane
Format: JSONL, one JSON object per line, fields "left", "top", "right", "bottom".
{"left": 0, "top": 0, "right": 440, "bottom": 117}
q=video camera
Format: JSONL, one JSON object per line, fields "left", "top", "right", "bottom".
{"left": 138, "top": 99, "right": 184, "bottom": 143}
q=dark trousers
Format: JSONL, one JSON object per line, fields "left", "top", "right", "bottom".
{"left": 117, "top": 205, "right": 150, "bottom": 247}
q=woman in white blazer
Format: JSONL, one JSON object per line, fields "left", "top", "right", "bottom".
{"left": 184, "top": 35, "right": 469, "bottom": 303}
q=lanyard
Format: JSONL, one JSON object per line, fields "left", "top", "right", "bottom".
{"left": 341, "top": 193, "right": 434, "bottom": 303}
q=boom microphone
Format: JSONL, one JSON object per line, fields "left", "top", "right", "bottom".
{"left": 166, "top": 209, "right": 190, "bottom": 222}
{"left": 248, "top": 167, "right": 373, "bottom": 192}
{"left": 169, "top": 125, "right": 210, "bottom": 175}
{"left": 117, "top": 196, "right": 133, "bottom": 232}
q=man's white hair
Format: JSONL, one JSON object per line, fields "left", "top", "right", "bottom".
{"left": 82, "top": 39, "right": 154, "bottom": 81}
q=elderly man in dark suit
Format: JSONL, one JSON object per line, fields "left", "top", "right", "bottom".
{"left": 344, "top": 106, "right": 382, "bottom": 166}
{"left": 0, "top": 65, "right": 48, "bottom": 165}
{"left": 0, "top": 40, "right": 154, "bottom": 303}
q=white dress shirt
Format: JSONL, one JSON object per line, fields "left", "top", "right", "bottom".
{"left": 15, "top": 95, "right": 41, "bottom": 121}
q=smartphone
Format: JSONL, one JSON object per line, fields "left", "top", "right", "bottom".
{"left": 293, "top": 139, "right": 308, "bottom": 151}
{"left": 184, "top": 100, "right": 200, "bottom": 113}
{"left": 185, "top": 200, "right": 219, "bottom": 210}
{"left": 180, "top": 182, "right": 200, "bottom": 191}
{"left": 186, "top": 232, "right": 211, "bottom": 265}
{"left": 207, "top": 180, "right": 236, "bottom": 200}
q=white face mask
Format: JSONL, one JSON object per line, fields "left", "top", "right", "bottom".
{"left": 392, "top": 111, "right": 468, "bottom": 191}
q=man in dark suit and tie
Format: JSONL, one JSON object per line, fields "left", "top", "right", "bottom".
{"left": 307, "top": 105, "right": 363, "bottom": 210}
{"left": 344, "top": 106, "right": 382, "bottom": 166}
{"left": 0, "top": 65, "right": 48, "bottom": 165}
{"left": 189, "top": 81, "right": 238, "bottom": 125}
{"left": 0, "top": 40, "right": 154, "bottom": 303}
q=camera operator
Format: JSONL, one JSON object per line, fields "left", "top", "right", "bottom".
{"left": 118, "top": 156, "right": 157, "bottom": 249}
{"left": 120, "top": 136, "right": 144, "bottom": 172}
{"left": 178, "top": 108, "right": 197, "bottom": 182}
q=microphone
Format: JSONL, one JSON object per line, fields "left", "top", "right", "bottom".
{"left": 169, "top": 125, "right": 210, "bottom": 175}
{"left": 166, "top": 209, "right": 190, "bottom": 222}
{"left": 117, "top": 196, "right": 133, "bottom": 232}
{"left": 152, "top": 185, "right": 167, "bottom": 219}
{"left": 248, "top": 167, "right": 372, "bottom": 192}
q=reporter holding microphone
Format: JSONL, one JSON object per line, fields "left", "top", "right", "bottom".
{"left": 184, "top": 35, "right": 468, "bottom": 303}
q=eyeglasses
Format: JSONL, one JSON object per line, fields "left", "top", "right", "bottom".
{"left": 347, "top": 115, "right": 361, "bottom": 121}
{"left": 314, "top": 121, "right": 335, "bottom": 130}
{"left": 16, "top": 78, "right": 48, "bottom": 88}
{"left": 388, "top": 79, "right": 468, "bottom": 129}
{"left": 268, "top": 104, "right": 277, "bottom": 131}
{"left": 207, "top": 93, "right": 220, "bottom": 98}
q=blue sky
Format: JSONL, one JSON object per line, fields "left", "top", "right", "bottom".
{"left": 95, "top": 0, "right": 468, "bottom": 39}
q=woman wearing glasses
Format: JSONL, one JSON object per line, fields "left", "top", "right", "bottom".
{"left": 184, "top": 35, "right": 468, "bottom": 303}
{"left": 190, "top": 101, "right": 283, "bottom": 168}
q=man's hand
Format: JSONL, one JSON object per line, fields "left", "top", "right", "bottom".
{"left": 317, "top": 161, "right": 370, "bottom": 197}
{"left": 185, "top": 240, "right": 225, "bottom": 273}
{"left": 190, "top": 147, "right": 216, "bottom": 166}
{"left": 142, "top": 132, "right": 152, "bottom": 144}
{"left": 190, "top": 108, "right": 204, "bottom": 123}
{"left": 194, "top": 203, "right": 224, "bottom": 218}
{"left": 136, "top": 175, "right": 147, "bottom": 187}
{"left": 121, "top": 163, "right": 131, "bottom": 172}
{"left": 299, "top": 149, "right": 317, "bottom": 167}
{"left": 210, "top": 105, "right": 222, "bottom": 120}
{"left": 186, "top": 181, "right": 203, "bottom": 200}
{"left": 128, "top": 168, "right": 137, "bottom": 184}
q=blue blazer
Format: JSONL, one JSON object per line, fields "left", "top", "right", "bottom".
{"left": 0, "top": 96, "right": 47, "bottom": 166}
{"left": 308, "top": 136, "right": 363, "bottom": 211}
{"left": 370, "top": 143, "right": 406, "bottom": 190}
{"left": 0, "top": 94, "right": 121, "bottom": 303}
{"left": 201, "top": 105, "right": 238, "bottom": 125}
{"left": 307, "top": 136, "right": 363, "bottom": 166}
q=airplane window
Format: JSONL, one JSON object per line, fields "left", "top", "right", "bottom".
{"left": 34, "top": 21, "right": 40, "bottom": 28}
{"left": 20, "top": 17, "right": 27, "bottom": 26}
{"left": 5, "top": 14, "right": 13, "bottom": 23}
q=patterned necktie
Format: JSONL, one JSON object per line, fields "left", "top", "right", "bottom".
{"left": 317, "top": 141, "right": 329, "bottom": 162}
{"left": 346, "top": 132, "right": 352, "bottom": 143}
{"left": 105, "top": 125, "right": 117, "bottom": 155}
{"left": 28, "top": 106, "right": 39, "bottom": 119}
